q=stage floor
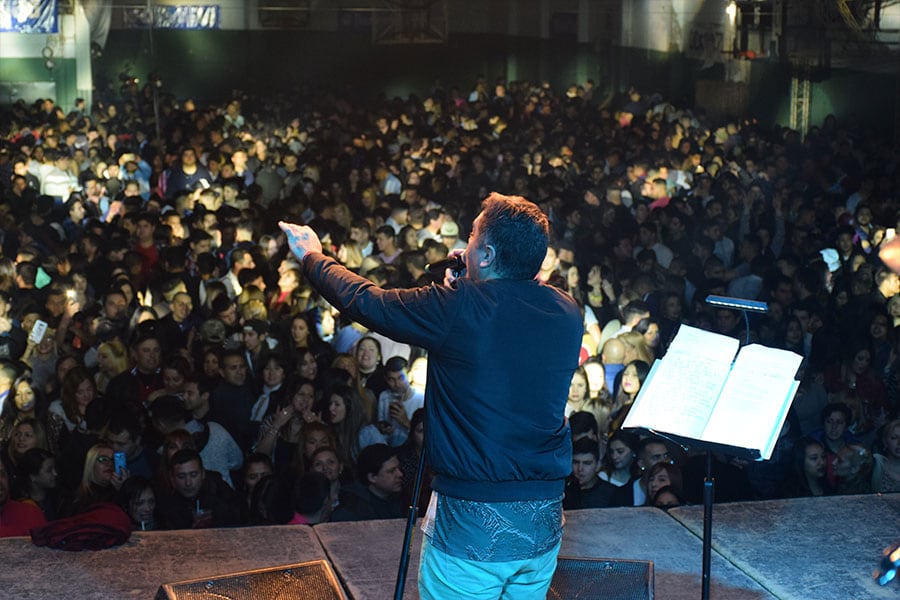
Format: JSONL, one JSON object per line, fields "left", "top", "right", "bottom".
{"left": 0, "top": 494, "right": 896, "bottom": 599}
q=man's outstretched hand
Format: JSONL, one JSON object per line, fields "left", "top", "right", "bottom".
{"left": 279, "top": 221, "right": 323, "bottom": 260}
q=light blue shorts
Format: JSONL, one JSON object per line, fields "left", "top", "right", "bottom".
{"left": 418, "top": 536, "right": 561, "bottom": 599}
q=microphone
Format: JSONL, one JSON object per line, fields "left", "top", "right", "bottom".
{"left": 425, "top": 254, "right": 465, "bottom": 276}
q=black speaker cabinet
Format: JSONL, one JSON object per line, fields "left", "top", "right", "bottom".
{"left": 155, "top": 559, "right": 345, "bottom": 600}
{"left": 548, "top": 556, "right": 654, "bottom": 600}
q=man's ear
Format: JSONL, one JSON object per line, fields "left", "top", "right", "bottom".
{"left": 479, "top": 244, "right": 496, "bottom": 269}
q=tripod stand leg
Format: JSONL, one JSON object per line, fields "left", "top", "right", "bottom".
{"left": 394, "top": 445, "right": 427, "bottom": 600}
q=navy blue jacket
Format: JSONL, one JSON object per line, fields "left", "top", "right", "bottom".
{"left": 302, "top": 252, "right": 582, "bottom": 503}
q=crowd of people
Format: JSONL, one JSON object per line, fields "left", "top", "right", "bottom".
{"left": 0, "top": 71, "right": 899, "bottom": 535}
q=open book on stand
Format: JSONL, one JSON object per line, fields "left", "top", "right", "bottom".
{"left": 622, "top": 325, "right": 803, "bottom": 461}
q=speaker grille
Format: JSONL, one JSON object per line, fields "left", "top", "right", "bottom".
{"left": 156, "top": 560, "right": 344, "bottom": 600}
{"left": 548, "top": 557, "right": 654, "bottom": 600}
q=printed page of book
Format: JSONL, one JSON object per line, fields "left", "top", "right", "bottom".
{"left": 700, "top": 344, "right": 803, "bottom": 458}
{"left": 622, "top": 326, "right": 739, "bottom": 438}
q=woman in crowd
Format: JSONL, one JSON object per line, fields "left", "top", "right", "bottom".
{"left": 147, "top": 354, "right": 193, "bottom": 405}
{"left": 67, "top": 443, "right": 118, "bottom": 515}
{"left": 6, "top": 418, "right": 48, "bottom": 475}
{"left": 331, "top": 353, "right": 376, "bottom": 421}
{"left": 599, "top": 430, "right": 641, "bottom": 489}
{"left": 241, "top": 453, "right": 274, "bottom": 506}
{"left": 823, "top": 341, "right": 888, "bottom": 445}
{"left": 872, "top": 419, "right": 900, "bottom": 493}
{"left": 309, "top": 445, "right": 346, "bottom": 513}
{"left": 295, "top": 347, "right": 318, "bottom": 383}
{"left": 608, "top": 360, "right": 651, "bottom": 434}
{"left": 255, "top": 377, "right": 319, "bottom": 473}
{"left": 565, "top": 366, "right": 612, "bottom": 442}
{"left": 355, "top": 337, "right": 387, "bottom": 398}
{"left": 12, "top": 376, "right": 46, "bottom": 423}
{"left": 46, "top": 366, "right": 101, "bottom": 455}
{"left": 646, "top": 462, "right": 684, "bottom": 508}
{"left": 326, "top": 384, "right": 367, "bottom": 465}
{"left": 633, "top": 317, "right": 662, "bottom": 359}
{"left": 94, "top": 339, "right": 129, "bottom": 396}
{"left": 116, "top": 475, "right": 157, "bottom": 530}
{"left": 782, "top": 436, "right": 832, "bottom": 498}
{"left": 779, "top": 317, "right": 806, "bottom": 356}
{"left": 292, "top": 421, "right": 337, "bottom": 477}
{"left": 16, "top": 448, "right": 62, "bottom": 520}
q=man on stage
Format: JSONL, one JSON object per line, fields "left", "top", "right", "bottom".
{"left": 280, "top": 192, "right": 582, "bottom": 598}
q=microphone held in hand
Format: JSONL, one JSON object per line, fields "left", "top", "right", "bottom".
{"left": 425, "top": 254, "right": 466, "bottom": 277}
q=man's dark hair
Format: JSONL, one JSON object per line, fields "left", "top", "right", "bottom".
{"left": 16, "top": 262, "right": 37, "bottom": 287}
{"left": 383, "top": 356, "right": 408, "bottom": 373}
{"left": 219, "top": 348, "right": 246, "bottom": 366}
{"left": 572, "top": 437, "right": 600, "bottom": 462}
{"left": 478, "top": 193, "right": 549, "bottom": 279}
{"left": 821, "top": 402, "right": 852, "bottom": 425}
{"left": 169, "top": 448, "right": 203, "bottom": 470}
{"left": 569, "top": 411, "right": 598, "bottom": 437}
{"left": 375, "top": 225, "right": 396, "bottom": 239}
{"left": 622, "top": 300, "right": 651, "bottom": 323}
{"left": 356, "top": 443, "right": 395, "bottom": 484}
{"left": 103, "top": 410, "right": 142, "bottom": 443}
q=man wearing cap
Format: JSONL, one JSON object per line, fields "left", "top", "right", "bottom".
{"left": 439, "top": 220, "right": 466, "bottom": 252}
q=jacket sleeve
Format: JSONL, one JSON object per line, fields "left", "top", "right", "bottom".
{"left": 301, "top": 252, "right": 460, "bottom": 351}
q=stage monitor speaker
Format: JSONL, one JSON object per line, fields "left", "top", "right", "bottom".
{"left": 548, "top": 556, "right": 654, "bottom": 600}
{"left": 155, "top": 559, "right": 345, "bottom": 600}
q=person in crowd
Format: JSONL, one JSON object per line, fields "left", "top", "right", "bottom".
{"left": 608, "top": 360, "right": 651, "bottom": 434}
{"left": 248, "top": 474, "right": 294, "bottom": 525}
{"left": 208, "top": 349, "right": 257, "bottom": 452}
{"left": 564, "top": 437, "right": 617, "bottom": 509}
{"left": 330, "top": 443, "right": 404, "bottom": 522}
{"left": 600, "top": 430, "right": 642, "bottom": 491}
{"left": 104, "top": 332, "right": 164, "bottom": 419}
{"left": 309, "top": 445, "right": 346, "bottom": 513}
{"left": 291, "top": 471, "right": 334, "bottom": 524}
{"left": 66, "top": 443, "right": 120, "bottom": 515}
{"left": 782, "top": 437, "right": 833, "bottom": 498}
{"left": 93, "top": 339, "right": 129, "bottom": 396}
{"left": 0, "top": 460, "right": 46, "bottom": 537}
{"left": 355, "top": 336, "right": 388, "bottom": 398}
{"left": 646, "top": 462, "right": 684, "bottom": 508}
{"left": 16, "top": 447, "right": 63, "bottom": 520}
{"left": 116, "top": 475, "right": 157, "bottom": 530}
{"left": 156, "top": 449, "right": 245, "bottom": 529}
{"left": 254, "top": 377, "right": 319, "bottom": 472}
{"left": 326, "top": 383, "right": 368, "bottom": 465}
{"left": 241, "top": 453, "right": 274, "bottom": 505}
{"left": 873, "top": 419, "right": 900, "bottom": 493}
{"left": 359, "top": 356, "right": 423, "bottom": 449}
{"left": 810, "top": 402, "right": 860, "bottom": 489}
